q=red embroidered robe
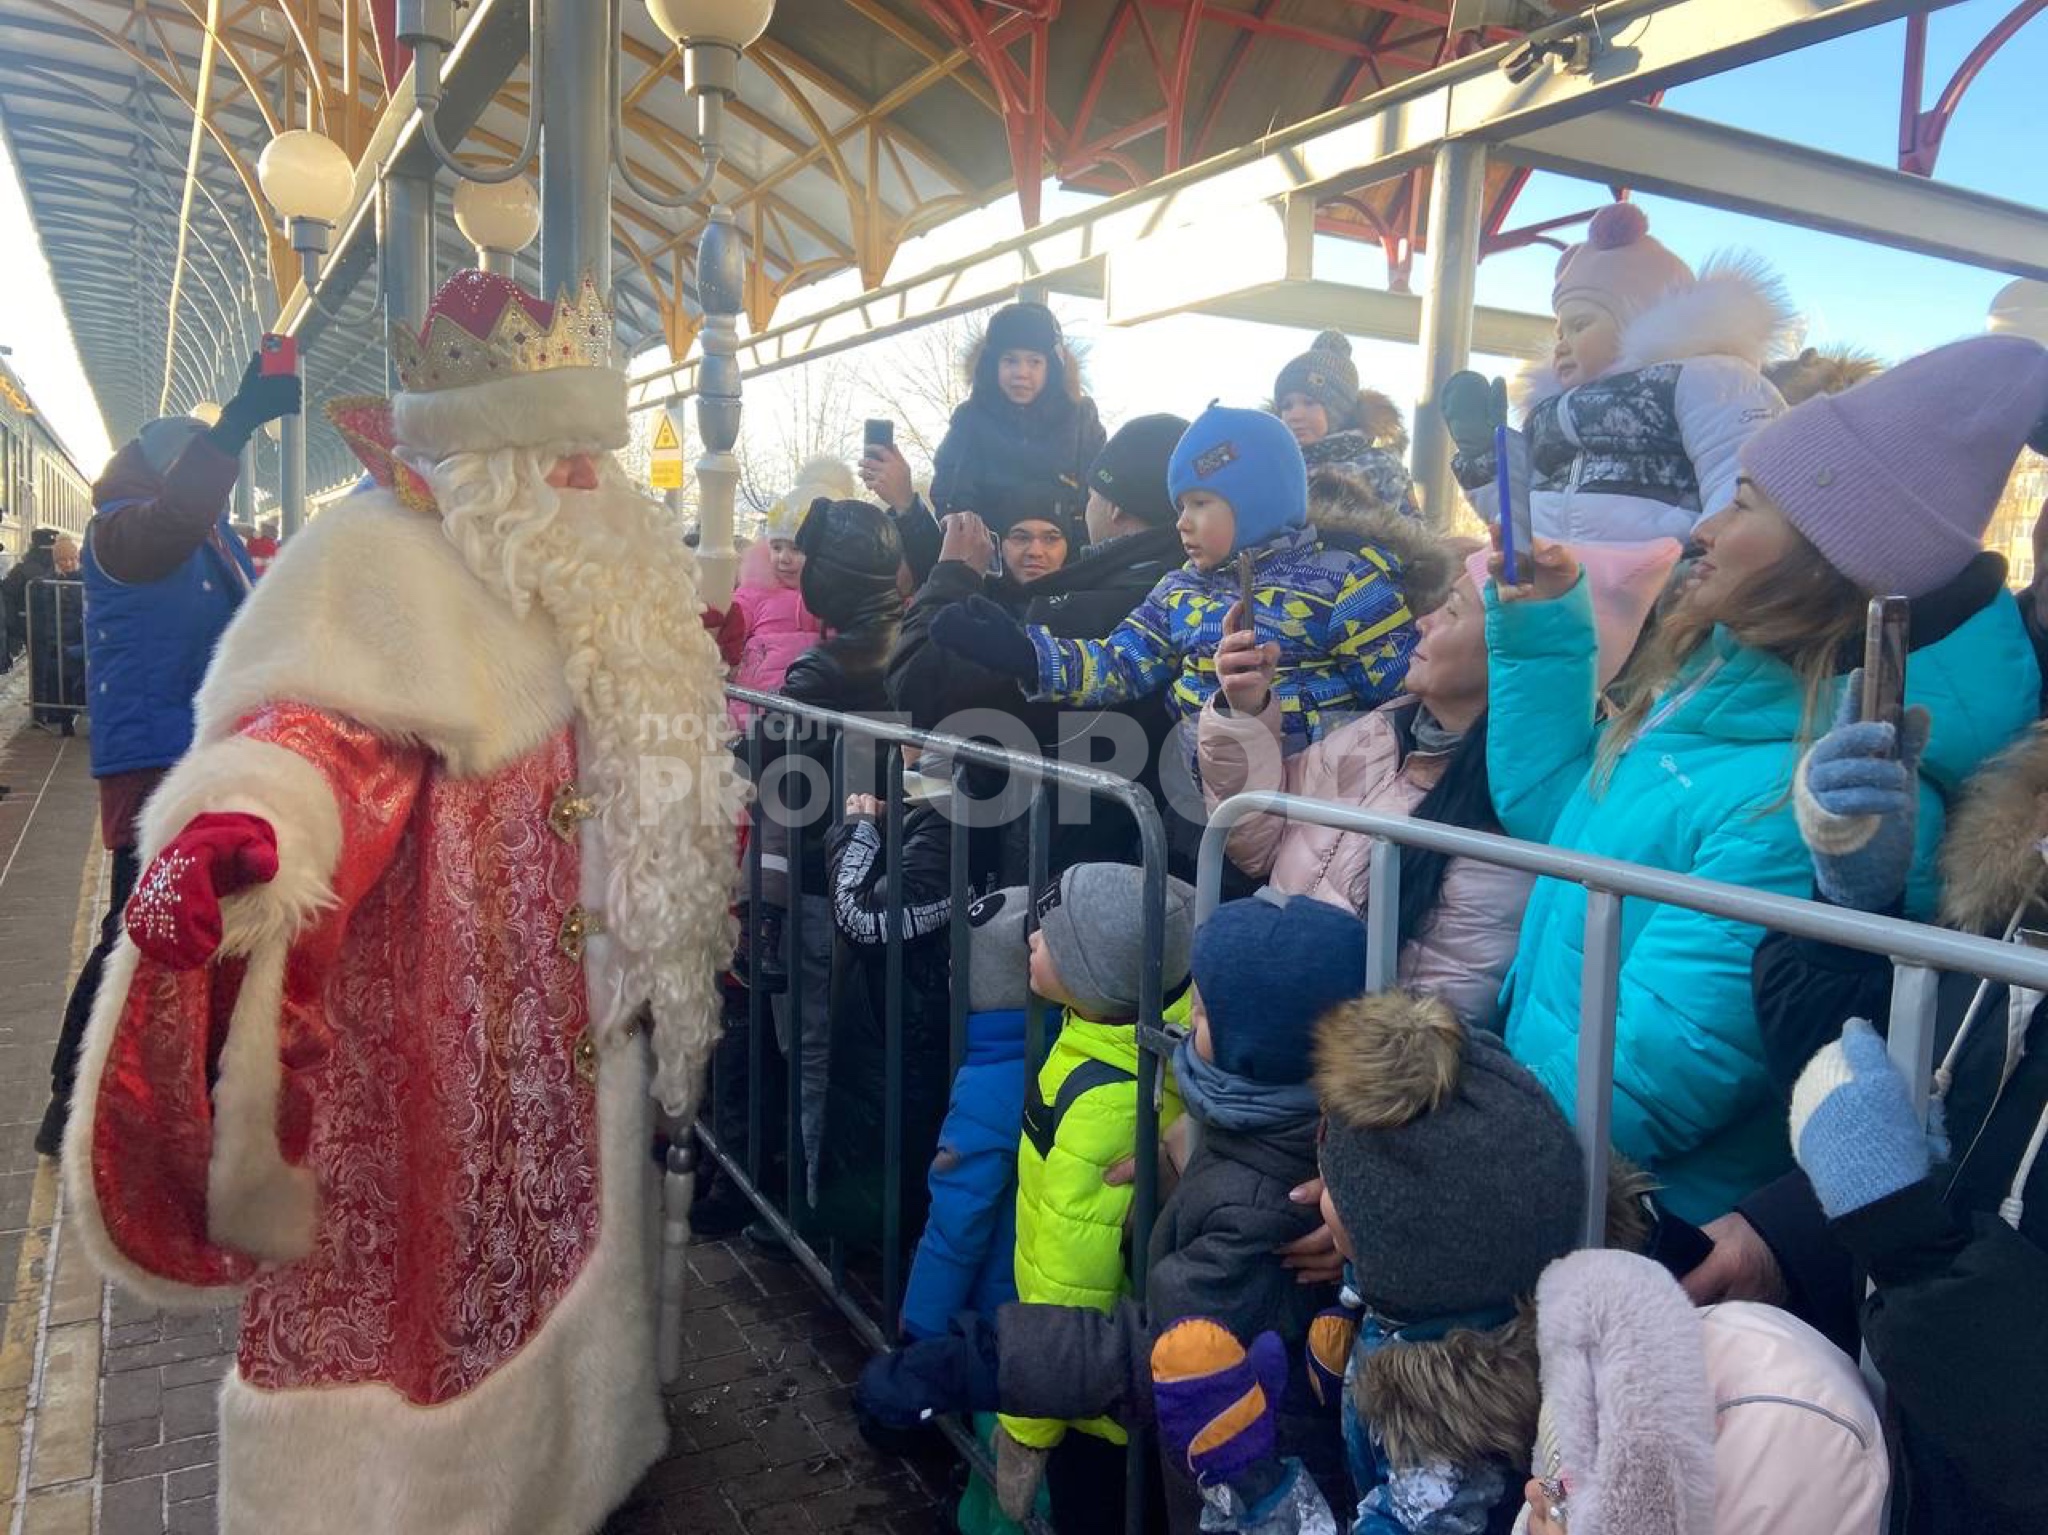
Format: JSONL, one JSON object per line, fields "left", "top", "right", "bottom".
{"left": 67, "top": 490, "right": 679, "bottom": 1535}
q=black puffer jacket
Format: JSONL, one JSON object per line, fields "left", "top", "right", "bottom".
{"left": 886, "top": 524, "right": 1188, "bottom": 879}
{"left": 1743, "top": 723, "right": 2048, "bottom": 1535}
{"left": 929, "top": 333, "right": 1106, "bottom": 525}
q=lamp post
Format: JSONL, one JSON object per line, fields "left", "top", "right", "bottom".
{"left": 453, "top": 176, "right": 542, "bottom": 276}
{"left": 639, "top": 0, "right": 775, "bottom": 611}
{"left": 255, "top": 128, "right": 354, "bottom": 541}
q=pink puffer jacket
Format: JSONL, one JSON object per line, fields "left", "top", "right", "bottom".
{"left": 1197, "top": 692, "right": 1530, "bottom": 1027}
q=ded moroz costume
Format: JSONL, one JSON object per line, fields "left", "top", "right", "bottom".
{"left": 64, "top": 270, "right": 740, "bottom": 1535}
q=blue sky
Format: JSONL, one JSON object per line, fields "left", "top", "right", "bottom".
{"left": 0, "top": 3, "right": 2040, "bottom": 478}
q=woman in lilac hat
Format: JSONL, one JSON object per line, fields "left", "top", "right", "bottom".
{"left": 1481, "top": 333, "right": 2046, "bottom": 1223}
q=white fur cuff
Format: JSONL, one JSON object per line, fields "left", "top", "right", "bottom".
{"left": 138, "top": 735, "right": 345, "bottom": 954}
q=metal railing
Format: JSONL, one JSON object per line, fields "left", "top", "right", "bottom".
{"left": 707, "top": 685, "right": 1174, "bottom": 1531}
{"left": 1197, "top": 791, "right": 2048, "bottom": 1246}
{"left": 20, "top": 577, "right": 85, "bottom": 724}
{"left": 699, "top": 688, "right": 2048, "bottom": 1532}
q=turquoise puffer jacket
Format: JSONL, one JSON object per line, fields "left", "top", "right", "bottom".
{"left": 1485, "top": 574, "right": 2037, "bottom": 1222}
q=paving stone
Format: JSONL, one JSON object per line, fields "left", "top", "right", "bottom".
{"left": 100, "top": 1367, "right": 163, "bottom": 1427}
{"left": 21, "top": 1483, "right": 92, "bottom": 1535}
{"left": 160, "top": 1351, "right": 234, "bottom": 1389}
{"left": 160, "top": 1380, "right": 218, "bottom": 1441}
{"left": 796, "top": 1470, "right": 938, "bottom": 1531}
{"left": 28, "top": 1319, "right": 100, "bottom": 1487}
{"left": 101, "top": 1417, "right": 162, "bottom": 1454}
{"left": 168, "top": 1497, "right": 220, "bottom": 1535}
{"left": 97, "top": 1476, "right": 165, "bottom": 1535}
{"left": 641, "top": 1435, "right": 766, "bottom": 1496}
{"left": 103, "top": 1431, "right": 219, "bottom": 1483}
{"left": 104, "top": 1333, "right": 222, "bottom": 1373}
{"left": 737, "top": 1401, "right": 826, "bottom": 1468}
{"left": 167, "top": 1458, "right": 219, "bottom": 1503}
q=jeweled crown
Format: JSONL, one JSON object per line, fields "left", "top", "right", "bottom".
{"left": 392, "top": 269, "right": 615, "bottom": 394}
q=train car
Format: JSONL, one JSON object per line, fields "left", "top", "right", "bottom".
{"left": 0, "top": 355, "right": 91, "bottom": 553}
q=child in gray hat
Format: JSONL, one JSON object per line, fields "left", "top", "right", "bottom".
{"left": 1003, "top": 862, "right": 1195, "bottom": 1532}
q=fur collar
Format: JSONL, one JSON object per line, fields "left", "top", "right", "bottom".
{"left": 1516, "top": 255, "right": 1796, "bottom": 406}
{"left": 1939, "top": 725, "right": 2048, "bottom": 932}
{"left": 193, "top": 488, "right": 573, "bottom": 777}
{"left": 1310, "top": 465, "right": 1460, "bottom": 614}
{"left": 1360, "top": 1302, "right": 1540, "bottom": 1469}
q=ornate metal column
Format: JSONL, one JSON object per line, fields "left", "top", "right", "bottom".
{"left": 692, "top": 206, "right": 743, "bottom": 610}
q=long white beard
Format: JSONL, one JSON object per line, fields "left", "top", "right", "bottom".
{"left": 415, "top": 445, "right": 742, "bottom": 1116}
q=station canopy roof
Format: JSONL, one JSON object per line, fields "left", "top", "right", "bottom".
{"left": 0, "top": 1, "right": 1580, "bottom": 490}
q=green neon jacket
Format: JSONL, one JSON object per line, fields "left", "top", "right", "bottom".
{"left": 1000, "top": 1010, "right": 1183, "bottom": 1450}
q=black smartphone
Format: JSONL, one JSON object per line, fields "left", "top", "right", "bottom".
{"left": 1861, "top": 596, "right": 1910, "bottom": 734}
{"left": 863, "top": 418, "right": 894, "bottom": 453}
{"left": 1237, "top": 550, "right": 1257, "bottom": 639}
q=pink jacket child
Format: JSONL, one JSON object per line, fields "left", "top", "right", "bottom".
{"left": 1519, "top": 1248, "right": 1887, "bottom": 1535}
{"left": 722, "top": 457, "right": 846, "bottom": 727}
{"left": 1198, "top": 538, "right": 1678, "bottom": 1028}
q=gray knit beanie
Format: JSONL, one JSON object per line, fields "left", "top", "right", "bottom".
{"left": 1275, "top": 330, "right": 1360, "bottom": 430}
{"left": 1034, "top": 864, "right": 1193, "bottom": 1021}
{"left": 966, "top": 887, "right": 1031, "bottom": 1014}
{"left": 1313, "top": 992, "right": 1584, "bottom": 1319}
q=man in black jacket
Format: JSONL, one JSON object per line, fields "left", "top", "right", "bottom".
{"left": 886, "top": 414, "right": 1190, "bottom": 878}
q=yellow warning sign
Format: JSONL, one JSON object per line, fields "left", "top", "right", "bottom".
{"left": 649, "top": 458, "right": 683, "bottom": 490}
{"left": 651, "top": 415, "right": 681, "bottom": 452}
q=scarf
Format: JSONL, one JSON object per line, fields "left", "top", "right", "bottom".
{"left": 1409, "top": 703, "right": 1465, "bottom": 759}
{"left": 1173, "top": 1035, "right": 1320, "bottom": 1133}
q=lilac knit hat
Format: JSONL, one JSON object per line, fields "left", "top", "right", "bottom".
{"left": 1552, "top": 204, "right": 1694, "bottom": 329}
{"left": 1741, "top": 333, "right": 2048, "bottom": 599}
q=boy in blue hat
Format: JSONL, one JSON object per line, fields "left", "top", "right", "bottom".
{"left": 929, "top": 403, "right": 1425, "bottom": 760}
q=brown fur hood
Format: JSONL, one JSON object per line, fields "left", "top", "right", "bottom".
{"left": 960, "top": 325, "right": 1088, "bottom": 405}
{"left": 1359, "top": 1302, "right": 1541, "bottom": 1470}
{"left": 1764, "top": 344, "right": 1884, "bottom": 406}
{"left": 1308, "top": 465, "right": 1459, "bottom": 614}
{"left": 1938, "top": 724, "right": 2048, "bottom": 932}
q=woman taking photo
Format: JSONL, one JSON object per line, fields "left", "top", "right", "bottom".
{"left": 1485, "top": 333, "right": 2046, "bottom": 1223}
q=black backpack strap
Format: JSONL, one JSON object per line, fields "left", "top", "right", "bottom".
{"left": 1021, "top": 1057, "right": 1137, "bottom": 1160}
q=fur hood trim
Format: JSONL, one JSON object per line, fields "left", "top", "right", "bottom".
{"left": 193, "top": 488, "right": 574, "bottom": 778}
{"left": 1360, "top": 1301, "right": 1541, "bottom": 1469}
{"left": 1515, "top": 254, "right": 1796, "bottom": 407}
{"left": 1938, "top": 724, "right": 2048, "bottom": 932}
{"left": 961, "top": 326, "right": 1087, "bottom": 404}
{"left": 1308, "top": 467, "right": 1459, "bottom": 614}
{"left": 1764, "top": 345, "right": 1885, "bottom": 406}
{"left": 1354, "top": 389, "right": 1409, "bottom": 452}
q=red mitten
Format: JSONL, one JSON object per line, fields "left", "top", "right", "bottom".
{"left": 126, "top": 812, "right": 280, "bottom": 970}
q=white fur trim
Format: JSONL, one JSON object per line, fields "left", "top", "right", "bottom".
{"left": 196, "top": 489, "right": 574, "bottom": 779}
{"left": 392, "top": 366, "right": 627, "bottom": 460}
{"left": 62, "top": 938, "right": 249, "bottom": 1313}
{"left": 1617, "top": 255, "right": 1796, "bottom": 373}
{"left": 216, "top": 1037, "right": 665, "bottom": 1535}
{"left": 137, "top": 735, "right": 345, "bottom": 954}
{"left": 205, "top": 941, "right": 316, "bottom": 1262}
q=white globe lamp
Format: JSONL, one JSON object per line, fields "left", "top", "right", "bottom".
{"left": 453, "top": 175, "right": 541, "bottom": 275}
{"left": 1988, "top": 278, "right": 2048, "bottom": 345}
{"left": 257, "top": 129, "right": 355, "bottom": 227}
{"left": 645, "top": 0, "right": 774, "bottom": 47}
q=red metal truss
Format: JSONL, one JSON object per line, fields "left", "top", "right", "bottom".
{"left": 1899, "top": 0, "right": 2045, "bottom": 177}
{"left": 920, "top": 0, "right": 1067, "bottom": 226}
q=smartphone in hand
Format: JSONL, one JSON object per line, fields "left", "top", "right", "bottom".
{"left": 1861, "top": 596, "right": 1910, "bottom": 736}
{"left": 863, "top": 418, "right": 894, "bottom": 455}
{"left": 1237, "top": 550, "right": 1258, "bottom": 640}
{"left": 260, "top": 332, "right": 298, "bottom": 378}
{"left": 1497, "top": 425, "right": 1534, "bottom": 586}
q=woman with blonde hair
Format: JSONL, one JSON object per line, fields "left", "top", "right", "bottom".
{"left": 1485, "top": 334, "right": 2046, "bottom": 1223}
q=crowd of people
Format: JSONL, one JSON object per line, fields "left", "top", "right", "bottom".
{"left": 693, "top": 206, "right": 2048, "bottom": 1535}
{"left": 31, "top": 201, "right": 2048, "bottom": 1535}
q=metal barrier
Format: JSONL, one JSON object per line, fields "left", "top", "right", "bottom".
{"left": 22, "top": 577, "right": 85, "bottom": 725}
{"left": 707, "top": 684, "right": 1174, "bottom": 1533}
{"left": 699, "top": 688, "right": 2048, "bottom": 1533}
{"left": 1197, "top": 791, "right": 2048, "bottom": 1246}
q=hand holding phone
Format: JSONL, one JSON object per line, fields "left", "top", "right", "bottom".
{"left": 260, "top": 333, "right": 298, "bottom": 378}
{"left": 1236, "top": 551, "right": 1258, "bottom": 640}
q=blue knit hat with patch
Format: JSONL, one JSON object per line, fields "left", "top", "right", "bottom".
{"left": 1192, "top": 891, "right": 1368, "bottom": 1085}
{"left": 1167, "top": 402, "right": 1308, "bottom": 555}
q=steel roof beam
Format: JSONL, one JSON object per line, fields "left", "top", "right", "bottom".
{"left": 631, "top": 0, "right": 1962, "bottom": 408}
{"left": 1497, "top": 101, "right": 2048, "bottom": 281}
